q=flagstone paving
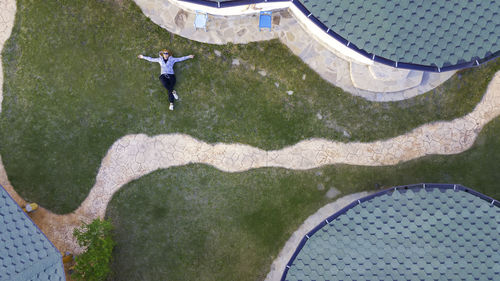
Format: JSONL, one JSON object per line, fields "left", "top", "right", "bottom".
{"left": 1, "top": 0, "right": 500, "bottom": 275}
{"left": 133, "top": 0, "right": 455, "bottom": 102}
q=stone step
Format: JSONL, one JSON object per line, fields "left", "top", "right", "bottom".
{"left": 350, "top": 62, "right": 423, "bottom": 92}
{"left": 369, "top": 63, "right": 411, "bottom": 81}
{"left": 135, "top": 0, "right": 456, "bottom": 101}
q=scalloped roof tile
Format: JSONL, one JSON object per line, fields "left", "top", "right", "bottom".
{"left": 0, "top": 185, "right": 65, "bottom": 281}
{"left": 284, "top": 187, "right": 500, "bottom": 280}
{"left": 299, "top": 0, "right": 500, "bottom": 68}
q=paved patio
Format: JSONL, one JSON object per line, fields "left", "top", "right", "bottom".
{"left": 134, "top": 0, "right": 455, "bottom": 101}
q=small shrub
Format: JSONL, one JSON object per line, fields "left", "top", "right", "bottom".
{"left": 73, "top": 219, "right": 115, "bottom": 281}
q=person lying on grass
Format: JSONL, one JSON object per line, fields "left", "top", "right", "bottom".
{"left": 138, "top": 49, "right": 194, "bottom": 111}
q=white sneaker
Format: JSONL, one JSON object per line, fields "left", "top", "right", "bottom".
{"left": 172, "top": 90, "right": 179, "bottom": 100}
{"left": 169, "top": 103, "right": 174, "bottom": 111}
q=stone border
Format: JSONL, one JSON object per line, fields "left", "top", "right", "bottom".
{"left": 263, "top": 191, "right": 371, "bottom": 281}
{"left": 0, "top": 0, "right": 16, "bottom": 113}
{"left": 133, "top": 0, "right": 455, "bottom": 101}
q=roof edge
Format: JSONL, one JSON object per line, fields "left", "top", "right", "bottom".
{"left": 177, "top": 0, "right": 500, "bottom": 72}
{"left": 280, "top": 183, "right": 500, "bottom": 281}
{"left": 0, "top": 184, "right": 66, "bottom": 281}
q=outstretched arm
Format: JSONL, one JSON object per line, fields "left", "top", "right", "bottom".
{"left": 137, "top": 54, "right": 161, "bottom": 63}
{"left": 169, "top": 55, "right": 195, "bottom": 63}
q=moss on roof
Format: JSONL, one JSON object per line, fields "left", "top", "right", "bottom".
{"left": 299, "top": 0, "right": 500, "bottom": 68}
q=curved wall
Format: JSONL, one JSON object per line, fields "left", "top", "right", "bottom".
{"left": 176, "top": 0, "right": 500, "bottom": 72}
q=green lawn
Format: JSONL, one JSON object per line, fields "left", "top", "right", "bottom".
{"left": 1, "top": 0, "right": 500, "bottom": 280}
{"left": 107, "top": 116, "right": 500, "bottom": 281}
{"left": 1, "top": 0, "right": 499, "bottom": 213}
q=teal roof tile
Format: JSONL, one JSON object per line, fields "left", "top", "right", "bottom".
{"left": 299, "top": 0, "right": 500, "bottom": 68}
{"left": 0, "top": 186, "right": 65, "bottom": 281}
{"left": 284, "top": 186, "right": 500, "bottom": 281}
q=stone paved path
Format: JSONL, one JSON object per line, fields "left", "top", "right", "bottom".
{"left": 0, "top": 0, "right": 15, "bottom": 113}
{"left": 134, "top": 0, "right": 455, "bottom": 101}
{"left": 2, "top": 68, "right": 495, "bottom": 254}
{"left": 1, "top": 0, "right": 500, "bottom": 269}
{"left": 73, "top": 71, "right": 500, "bottom": 219}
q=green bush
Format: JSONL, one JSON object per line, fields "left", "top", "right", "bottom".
{"left": 73, "top": 219, "right": 115, "bottom": 281}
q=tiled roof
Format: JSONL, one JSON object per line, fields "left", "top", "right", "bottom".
{"left": 0, "top": 185, "right": 65, "bottom": 281}
{"left": 284, "top": 186, "right": 500, "bottom": 281}
{"left": 299, "top": 0, "right": 500, "bottom": 68}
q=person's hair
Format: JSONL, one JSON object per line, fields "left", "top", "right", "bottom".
{"left": 159, "top": 49, "right": 171, "bottom": 57}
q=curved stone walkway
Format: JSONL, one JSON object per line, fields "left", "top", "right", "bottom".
{"left": 72, "top": 70, "right": 500, "bottom": 219}
{"left": 133, "top": 0, "right": 455, "bottom": 102}
{"left": 2, "top": 68, "right": 496, "bottom": 254}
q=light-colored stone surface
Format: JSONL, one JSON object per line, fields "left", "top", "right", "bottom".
{"left": 351, "top": 62, "right": 423, "bottom": 92}
{"left": 264, "top": 192, "right": 371, "bottom": 281}
{"left": 0, "top": 0, "right": 16, "bottom": 113}
{"left": 133, "top": 0, "right": 455, "bottom": 101}
{"left": 369, "top": 63, "right": 411, "bottom": 81}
